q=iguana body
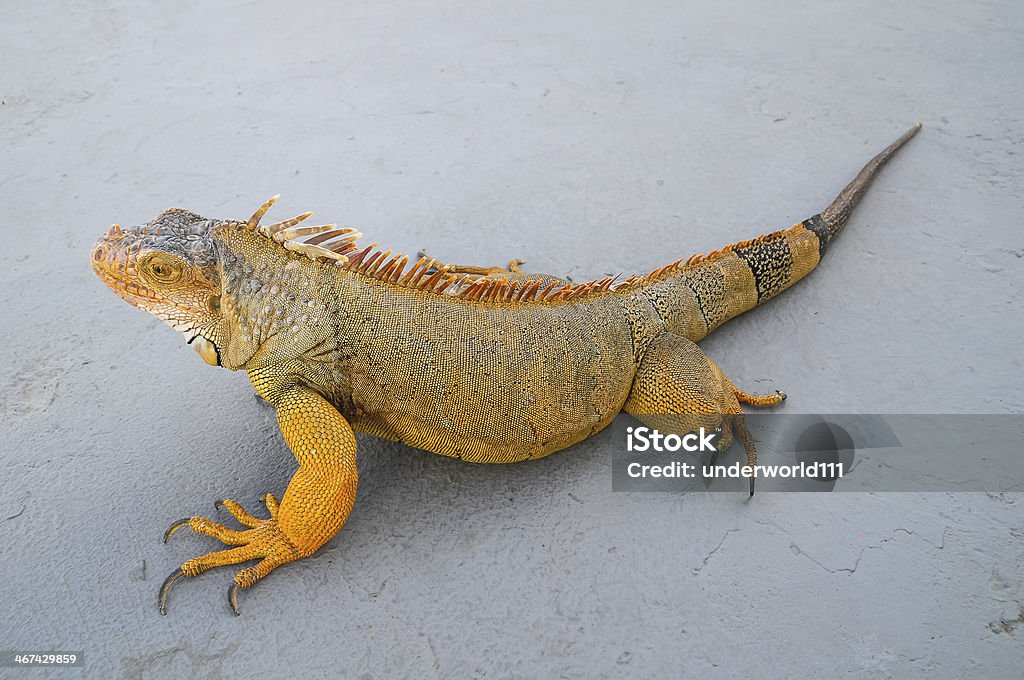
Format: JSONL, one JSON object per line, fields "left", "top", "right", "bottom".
{"left": 91, "top": 124, "right": 921, "bottom": 615}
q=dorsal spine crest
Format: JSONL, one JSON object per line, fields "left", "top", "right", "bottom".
{"left": 234, "top": 195, "right": 781, "bottom": 305}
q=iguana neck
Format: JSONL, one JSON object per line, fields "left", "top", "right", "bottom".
{"left": 215, "top": 227, "right": 341, "bottom": 372}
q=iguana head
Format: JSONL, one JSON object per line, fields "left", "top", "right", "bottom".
{"left": 91, "top": 207, "right": 226, "bottom": 366}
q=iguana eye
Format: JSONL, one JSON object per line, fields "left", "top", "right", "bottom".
{"left": 139, "top": 252, "right": 187, "bottom": 285}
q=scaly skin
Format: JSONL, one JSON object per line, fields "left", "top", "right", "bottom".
{"left": 91, "top": 124, "right": 921, "bottom": 615}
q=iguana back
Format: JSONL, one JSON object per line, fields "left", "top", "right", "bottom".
{"left": 221, "top": 229, "right": 640, "bottom": 463}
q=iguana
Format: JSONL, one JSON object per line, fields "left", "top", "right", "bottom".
{"left": 91, "top": 124, "right": 921, "bottom": 615}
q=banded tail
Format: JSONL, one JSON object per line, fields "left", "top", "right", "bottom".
{"left": 639, "top": 124, "right": 922, "bottom": 342}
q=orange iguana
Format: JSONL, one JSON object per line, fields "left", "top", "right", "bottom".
{"left": 91, "top": 124, "right": 921, "bottom": 615}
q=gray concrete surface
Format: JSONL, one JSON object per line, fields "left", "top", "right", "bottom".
{"left": 2, "top": 0, "right": 1023, "bottom": 677}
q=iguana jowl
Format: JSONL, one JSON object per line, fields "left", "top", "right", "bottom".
{"left": 91, "top": 124, "right": 921, "bottom": 615}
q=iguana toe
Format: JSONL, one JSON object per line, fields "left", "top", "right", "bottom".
{"left": 258, "top": 493, "right": 280, "bottom": 517}
{"left": 214, "top": 498, "right": 263, "bottom": 527}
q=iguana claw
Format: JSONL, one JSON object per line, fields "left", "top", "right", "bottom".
{"left": 158, "top": 568, "right": 185, "bottom": 615}
{"left": 163, "top": 518, "right": 192, "bottom": 544}
{"left": 228, "top": 582, "right": 241, "bottom": 616}
{"left": 159, "top": 565, "right": 244, "bottom": 617}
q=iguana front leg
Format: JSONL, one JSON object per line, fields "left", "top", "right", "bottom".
{"left": 160, "top": 376, "right": 357, "bottom": 615}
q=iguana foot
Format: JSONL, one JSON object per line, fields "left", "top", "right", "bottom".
{"left": 160, "top": 493, "right": 303, "bottom": 616}
{"left": 417, "top": 249, "right": 526, "bottom": 277}
{"left": 160, "top": 384, "right": 357, "bottom": 617}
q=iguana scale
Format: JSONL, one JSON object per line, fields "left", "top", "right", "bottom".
{"left": 91, "top": 124, "right": 921, "bottom": 615}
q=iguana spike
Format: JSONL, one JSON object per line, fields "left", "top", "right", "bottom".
{"left": 410, "top": 260, "right": 436, "bottom": 285}
{"left": 505, "top": 281, "right": 521, "bottom": 302}
{"left": 306, "top": 227, "right": 362, "bottom": 247}
{"left": 511, "top": 280, "right": 531, "bottom": 302}
{"left": 518, "top": 281, "right": 535, "bottom": 300}
{"left": 450, "top": 274, "right": 473, "bottom": 296}
{"left": 273, "top": 224, "right": 338, "bottom": 243}
{"left": 473, "top": 281, "right": 490, "bottom": 301}
{"left": 421, "top": 266, "right": 449, "bottom": 291}
{"left": 536, "top": 280, "right": 561, "bottom": 301}
{"left": 260, "top": 212, "right": 314, "bottom": 238}
{"left": 517, "top": 279, "right": 540, "bottom": 301}
{"left": 246, "top": 195, "right": 280, "bottom": 229}
{"left": 391, "top": 256, "right": 409, "bottom": 282}
{"left": 433, "top": 268, "right": 455, "bottom": 292}
{"left": 500, "top": 280, "right": 514, "bottom": 301}
{"left": 360, "top": 249, "right": 385, "bottom": 273}
{"left": 330, "top": 240, "right": 361, "bottom": 256}
{"left": 321, "top": 250, "right": 350, "bottom": 263}
{"left": 367, "top": 249, "right": 392, "bottom": 275}
{"left": 282, "top": 240, "right": 349, "bottom": 263}
{"left": 377, "top": 250, "right": 395, "bottom": 274}
{"left": 400, "top": 257, "right": 429, "bottom": 285}
{"left": 459, "top": 280, "right": 482, "bottom": 300}
{"left": 504, "top": 281, "right": 521, "bottom": 302}
{"left": 483, "top": 281, "right": 499, "bottom": 300}
{"left": 346, "top": 244, "right": 376, "bottom": 268}
{"left": 379, "top": 255, "right": 402, "bottom": 279}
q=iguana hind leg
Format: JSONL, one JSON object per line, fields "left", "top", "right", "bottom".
{"left": 160, "top": 379, "right": 358, "bottom": 616}
{"left": 623, "top": 333, "right": 784, "bottom": 495}
{"left": 417, "top": 249, "right": 525, "bottom": 276}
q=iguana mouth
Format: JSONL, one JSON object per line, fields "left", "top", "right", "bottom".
{"left": 94, "top": 267, "right": 163, "bottom": 306}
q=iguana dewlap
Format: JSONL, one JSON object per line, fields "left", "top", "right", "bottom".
{"left": 91, "top": 124, "right": 921, "bottom": 615}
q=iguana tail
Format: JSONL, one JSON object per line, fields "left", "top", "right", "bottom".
{"left": 640, "top": 124, "right": 921, "bottom": 341}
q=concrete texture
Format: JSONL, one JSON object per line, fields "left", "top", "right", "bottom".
{"left": 2, "top": 0, "right": 1022, "bottom": 677}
